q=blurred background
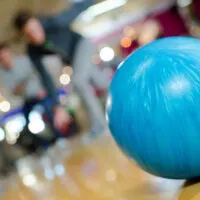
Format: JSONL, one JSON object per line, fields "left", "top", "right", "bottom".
{"left": 0, "top": 0, "right": 198, "bottom": 199}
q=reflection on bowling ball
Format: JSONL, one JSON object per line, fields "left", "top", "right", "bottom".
{"left": 106, "top": 37, "right": 200, "bottom": 179}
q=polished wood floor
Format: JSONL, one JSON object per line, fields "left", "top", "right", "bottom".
{"left": 1, "top": 134, "right": 200, "bottom": 200}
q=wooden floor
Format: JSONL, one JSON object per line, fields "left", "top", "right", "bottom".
{"left": 1, "top": 134, "right": 200, "bottom": 200}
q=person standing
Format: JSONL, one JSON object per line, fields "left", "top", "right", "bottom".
{"left": 13, "top": 0, "right": 109, "bottom": 137}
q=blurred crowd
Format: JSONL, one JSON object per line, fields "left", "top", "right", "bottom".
{"left": 0, "top": 0, "right": 198, "bottom": 175}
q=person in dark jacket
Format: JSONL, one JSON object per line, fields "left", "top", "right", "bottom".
{"left": 13, "top": 0, "right": 109, "bottom": 137}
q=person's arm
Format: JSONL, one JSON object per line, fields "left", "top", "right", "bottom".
{"left": 43, "top": 0, "right": 96, "bottom": 28}
{"left": 28, "top": 52, "right": 59, "bottom": 107}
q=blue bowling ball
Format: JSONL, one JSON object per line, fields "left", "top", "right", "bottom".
{"left": 106, "top": 37, "right": 200, "bottom": 179}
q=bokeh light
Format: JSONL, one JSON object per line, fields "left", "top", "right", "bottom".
{"left": 44, "top": 168, "right": 55, "bottom": 180}
{"left": 59, "top": 74, "right": 71, "bottom": 85}
{"left": 138, "top": 20, "right": 161, "bottom": 46}
{"left": 5, "top": 115, "right": 26, "bottom": 134}
{"left": 79, "top": 0, "right": 128, "bottom": 21}
{"left": 28, "top": 110, "right": 42, "bottom": 121}
{"left": 54, "top": 164, "right": 66, "bottom": 176}
{"left": 120, "top": 37, "right": 132, "bottom": 48}
{"left": 100, "top": 47, "right": 115, "bottom": 62}
{"left": 22, "top": 174, "right": 38, "bottom": 187}
{"left": 123, "top": 26, "right": 136, "bottom": 37}
{"left": 5, "top": 115, "right": 26, "bottom": 144}
{"left": 28, "top": 119, "right": 45, "bottom": 134}
{"left": 0, "top": 101, "right": 11, "bottom": 113}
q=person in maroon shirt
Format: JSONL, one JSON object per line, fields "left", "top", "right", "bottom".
{"left": 153, "top": 5, "right": 189, "bottom": 37}
{"left": 121, "top": 4, "right": 189, "bottom": 57}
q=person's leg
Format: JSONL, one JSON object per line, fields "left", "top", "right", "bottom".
{"left": 90, "top": 56, "right": 123, "bottom": 89}
{"left": 23, "top": 99, "right": 36, "bottom": 125}
{"left": 90, "top": 64, "right": 111, "bottom": 90}
{"left": 41, "top": 98, "right": 63, "bottom": 140}
{"left": 72, "top": 39, "right": 107, "bottom": 135}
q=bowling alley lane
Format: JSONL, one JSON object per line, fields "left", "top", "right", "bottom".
{"left": 1, "top": 133, "right": 200, "bottom": 200}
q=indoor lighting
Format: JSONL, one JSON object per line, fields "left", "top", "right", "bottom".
{"left": 59, "top": 74, "right": 71, "bottom": 85}
{"left": 44, "top": 168, "right": 55, "bottom": 180}
{"left": 28, "top": 110, "right": 42, "bottom": 121}
{"left": 0, "top": 101, "right": 11, "bottom": 113}
{"left": 28, "top": 119, "right": 45, "bottom": 134}
{"left": 22, "top": 174, "right": 37, "bottom": 187}
{"left": 5, "top": 115, "right": 26, "bottom": 135}
{"left": 100, "top": 47, "right": 115, "bottom": 62}
{"left": 54, "top": 164, "right": 66, "bottom": 176}
{"left": 79, "top": 0, "right": 127, "bottom": 21}
{"left": 123, "top": 26, "right": 136, "bottom": 38}
{"left": 120, "top": 37, "right": 132, "bottom": 48}
{"left": 5, "top": 115, "right": 25, "bottom": 144}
